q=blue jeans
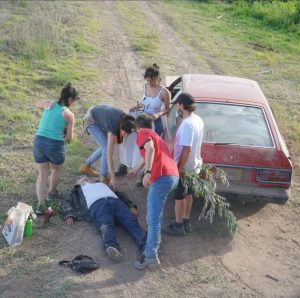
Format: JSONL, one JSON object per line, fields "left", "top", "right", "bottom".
{"left": 154, "top": 117, "right": 163, "bottom": 136}
{"left": 89, "top": 197, "right": 147, "bottom": 252}
{"left": 85, "top": 125, "right": 108, "bottom": 177}
{"left": 144, "top": 175, "right": 179, "bottom": 258}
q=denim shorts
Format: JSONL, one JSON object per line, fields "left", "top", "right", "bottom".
{"left": 33, "top": 135, "right": 65, "bottom": 165}
{"left": 154, "top": 117, "right": 163, "bottom": 136}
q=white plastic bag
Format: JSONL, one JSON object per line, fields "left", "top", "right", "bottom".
{"left": 2, "top": 202, "right": 36, "bottom": 246}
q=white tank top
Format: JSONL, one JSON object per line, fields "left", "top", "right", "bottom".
{"left": 140, "top": 85, "right": 164, "bottom": 115}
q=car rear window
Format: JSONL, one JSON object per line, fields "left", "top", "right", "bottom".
{"left": 195, "top": 102, "right": 274, "bottom": 147}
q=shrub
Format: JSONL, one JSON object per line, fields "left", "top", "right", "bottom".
{"left": 181, "top": 164, "right": 238, "bottom": 234}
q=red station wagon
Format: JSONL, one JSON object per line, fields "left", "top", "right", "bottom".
{"left": 164, "top": 74, "right": 293, "bottom": 204}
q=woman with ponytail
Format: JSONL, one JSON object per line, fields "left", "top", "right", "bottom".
{"left": 119, "top": 64, "right": 171, "bottom": 181}
{"left": 130, "top": 63, "right": 171, "bottom": 136}
{"left": 33, "top": 83, "right": 79, "bottom": 214}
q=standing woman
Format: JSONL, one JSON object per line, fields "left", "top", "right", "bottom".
{"left": 131, "top": 64, "right": 171, "bottom": 136}
{"left": 121, "top": 63, "right": 171, "bottom": 180}
{"left": 33, "top": 83, "right": 79, "bottom": 213}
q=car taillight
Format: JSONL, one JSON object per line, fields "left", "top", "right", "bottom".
{"left": 256, "top": 169, "right": 292, "bottom": 183}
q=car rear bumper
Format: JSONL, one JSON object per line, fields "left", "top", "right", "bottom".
{"left": 216, "top": 183, "right": 290, "bottom": 204}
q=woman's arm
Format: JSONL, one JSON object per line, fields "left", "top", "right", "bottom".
{"left": 107, "top": 132, "right": 117, "bottom": 190}
{"left": 63, "top": 110, "right": 75, "bottom": 142}
{"left": 142, "top": 140, "right": 155, "bottom": 189}
{"left": 35, "top": 99, "right": 54, "bottom": 110}
{"left": 153, "top": 87, "right": 171, "bottom": 119}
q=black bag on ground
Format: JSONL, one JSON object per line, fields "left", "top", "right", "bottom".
{"left": 59, "top": 255, "right": 99, "bottom": 273}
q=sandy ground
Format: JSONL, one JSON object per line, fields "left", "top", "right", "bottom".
{"left": 1, "top": 1, "right": 299, "bottom": 297}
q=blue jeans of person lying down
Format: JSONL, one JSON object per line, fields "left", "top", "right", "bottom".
{"left": 85, "top": 124, "right": 108, "bottom": 177}
{"left": 89, "top": 197, "right": 147, "bottom": 252}
{"left": 144, "top": 175, "right": 179, "bottom": 258}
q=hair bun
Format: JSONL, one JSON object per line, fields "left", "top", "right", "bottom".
{"left": 152, "top": 63, "right": 159, "bottom": 69}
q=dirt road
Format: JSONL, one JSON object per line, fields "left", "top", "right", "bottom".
{"left": 69, "top": 2, "right": 300, "bottom": 296}
{"left": 1, "top": 2, "right": 299, "bottom": 297}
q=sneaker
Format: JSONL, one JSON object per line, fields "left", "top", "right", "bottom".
{"left": 183, "top": 219, "right": 192, "bottom": 233}
{"left": 79, "top": 163, "right": 99, "bottom": 177}
{"left": 106, "top": 247, "right": 124, "bottom": 262}
{"left": 133, "top": 255, "right": 161, "bottom": 270}
{"left": 35, "top": 203, "right": 46, "bottom": 216}
{"left": 47, "top": 190, "right": 60, "bottom": 202}
{"left": 115, "top": 164, "right": 127, "bottom": 176}
{"left": 163, "top": 222, "right": 186, "bottom": 236}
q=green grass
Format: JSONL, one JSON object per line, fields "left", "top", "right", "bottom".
{"left": 229, "top": 0, "right": 300, "bottom": 31}
{"left": 0, "top": 1, "right": 102, "bottom": 212}
{"left": 117, "top": 1, "right": 160, "bottom": 63}
{"left": 191, "top": 261, "right": 226, "bottom": 285}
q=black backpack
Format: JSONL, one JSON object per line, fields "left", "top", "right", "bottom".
{"left": 59, "top": 255, "right": 99, "bottom": 273}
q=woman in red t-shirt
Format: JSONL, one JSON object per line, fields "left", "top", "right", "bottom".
{"left": 129, "top": 114, "right": 179, "bottom": 270}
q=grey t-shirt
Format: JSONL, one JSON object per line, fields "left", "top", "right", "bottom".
{"left": 91, "top": 105, "right": 125, "bottom": 136}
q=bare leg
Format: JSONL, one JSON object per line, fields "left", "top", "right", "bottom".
{"left": 49, "top": 163, "right": 63, "bottom": 195}
{"left": 36, "top": 163, "right": 49, "bottom": 204}
{"left": 183, "top": 194, "right": 193, "bottom": 219}
{"left": 175, "top": 199, "right": 186, "bottom": 223}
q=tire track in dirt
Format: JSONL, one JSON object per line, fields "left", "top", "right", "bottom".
{"left": 93, "top": 1, "right": 143, "bottom": 109}
{"left": 139, "top": 1, "right": 225, "bottom": 76}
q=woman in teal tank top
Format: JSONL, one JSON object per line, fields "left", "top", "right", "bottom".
{"left": 33, "top": 83, "right": 79, "bottom": 214}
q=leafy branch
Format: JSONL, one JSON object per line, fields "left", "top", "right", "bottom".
{"left": 181, "top": 164, "right": 238, "bottom": 234}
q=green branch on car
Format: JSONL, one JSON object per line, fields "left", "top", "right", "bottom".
{"left": 181, "top": 164, "right": 238, "bottom": 235}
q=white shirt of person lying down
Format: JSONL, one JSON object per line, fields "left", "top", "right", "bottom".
{"left": 81, "top": 182, "right": 118, "bottom": 209}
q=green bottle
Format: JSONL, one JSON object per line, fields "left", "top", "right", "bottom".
{"left": 24, "top": 218, "right": 33, "bottom": 238}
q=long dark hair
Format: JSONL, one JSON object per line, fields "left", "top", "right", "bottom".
{"left": 58, "top": 83, "right": 79, "bottom": 107}
{"left": 118, "top": 114, "right": 136, "bottom": 134}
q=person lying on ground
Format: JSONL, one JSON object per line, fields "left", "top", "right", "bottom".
{"left": 60, "top": 176, "right": 147, "bottom": 262}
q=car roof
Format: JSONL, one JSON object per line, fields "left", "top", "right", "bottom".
{"left": 181, "top": 74, "right": 267, "bottom": 105}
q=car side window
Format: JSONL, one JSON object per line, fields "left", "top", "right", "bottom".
{"left": 196, "top": 102, "right": 274, "bottom": 148}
